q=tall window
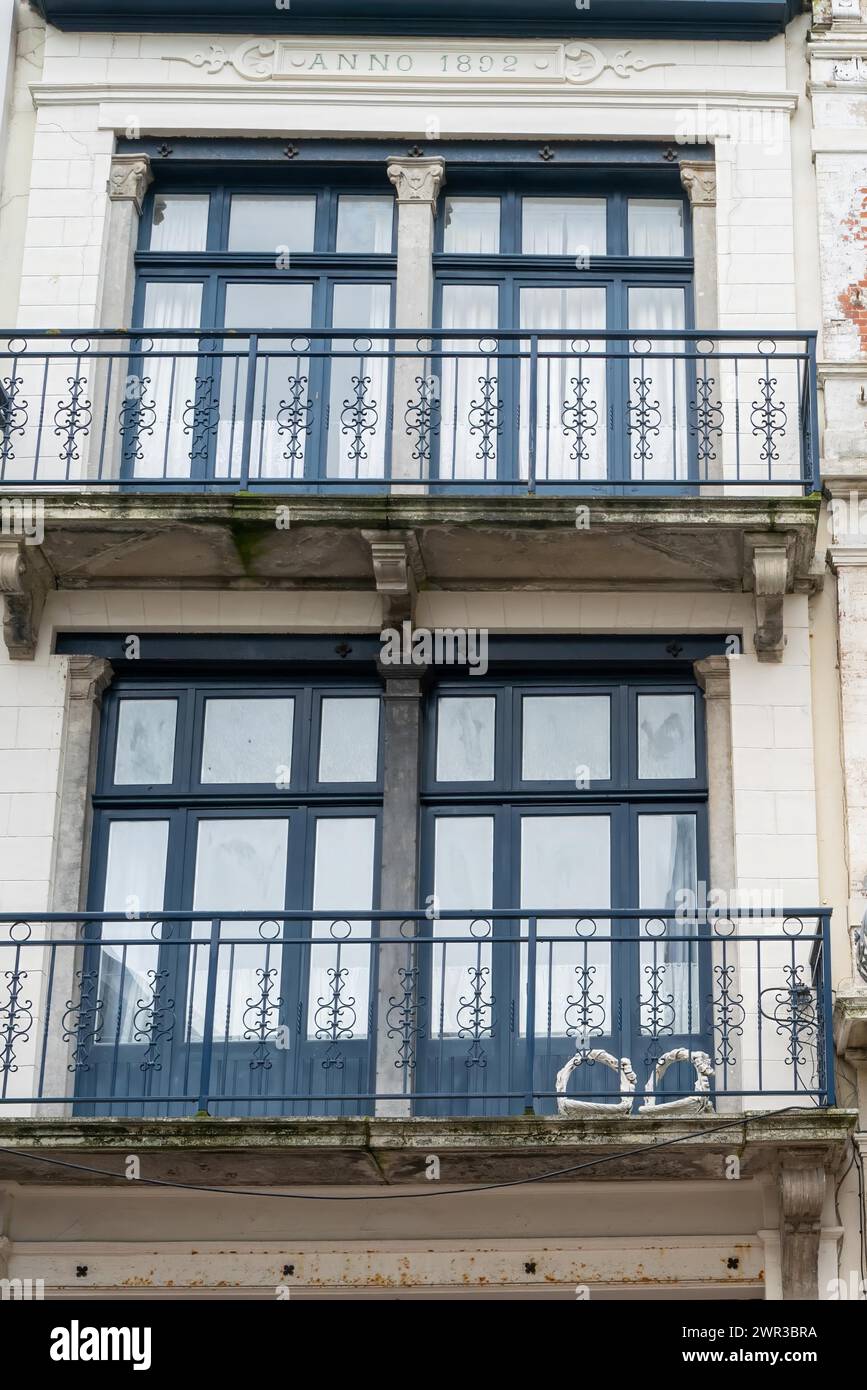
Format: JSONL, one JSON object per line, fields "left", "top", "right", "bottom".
{"left": 133, "top": 181, "right": 396, "bottom": 484}
{"left": 82, "top": 679, "right": 384, "bottom": 1115}
{"left": 434, "top": 183, "right": 693, "bottom": 488}
{"left": 418, "top": 674, "right": 707, "bottom": 1113}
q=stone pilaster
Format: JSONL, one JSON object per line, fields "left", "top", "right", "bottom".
{"left": 386, "top": 157, "right": 446, "bottom": 485}
{"left": 373, "top": 671, "right": 426, "bottom": 1115}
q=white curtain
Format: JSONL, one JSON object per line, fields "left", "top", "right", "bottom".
{"left": 438, "top": 284, "right": 500, "bottom": 482}
{"left": 519, "top": 287, "right": 607, "bottom": 483}
{"left": 639, "top": 814, "right": 699, "bottom": 1036}
{"left": 135, "top": 282, "right": 203, "bottom": 480}
{"left": 628, "top": 287, "right": 688, "bottom": 483}
{"left": 326, "top": 284, "right": 391, "bottom": 480}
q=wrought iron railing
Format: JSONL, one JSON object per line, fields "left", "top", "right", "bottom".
{"left": 0, "top": 909, "right": 833, "bottom": 1118}
{"left": 0, "top": 328, "right": 819, "bottom": 493}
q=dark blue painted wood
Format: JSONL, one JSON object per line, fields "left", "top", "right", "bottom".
{"left": 33, "top": 1, "right": 804, "bottom": 40}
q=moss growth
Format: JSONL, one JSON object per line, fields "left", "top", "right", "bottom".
{"left": 228, "top": 517, "right": 267, "bottom": 574}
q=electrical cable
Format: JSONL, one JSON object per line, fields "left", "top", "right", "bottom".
{"left": 1, "top": 1105, "right": 815, "bottom": 1202}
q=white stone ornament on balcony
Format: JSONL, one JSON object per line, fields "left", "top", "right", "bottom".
{"left": 556, "top": 1048, "right": 637, "bottom": 1116}
{"left": 638, "top": 1049, "right": 715, "bottom": 1116}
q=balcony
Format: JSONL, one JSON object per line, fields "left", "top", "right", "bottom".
{"left": 0, "top": 909, "right": 834, "bottom": 1120}
{"left": 0, "top": 329, "right": 819, "bottom": 498}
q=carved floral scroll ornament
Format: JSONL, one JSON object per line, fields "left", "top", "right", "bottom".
{"left": 169, "top": 38, "right": 670, "bottom": 87}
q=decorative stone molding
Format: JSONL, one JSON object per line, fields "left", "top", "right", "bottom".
{"left": 167, "top": 39, "right": 672, "bottom": 88}
{"left": 49, "top": 655, "right": 114, "bottom": 918}
{"left": 694, "top": 653, "right": 731, "bottom": 703}
{"left": 680, "top": 161, "right": 717, "bottom": 208}
{"left": 387, "top": 157, "right": 446, "bottom": 210}
{"left": 107, "top": 155, "right": 153, "bottom": 215}
{"left": 744, "top": 534, "right": 792, "bottom": 662}
{"left": 363, "top": 532, "right": 425, "bottom": 627}
{"left": 562, "top": 43, "right": 670, "bottom": 85}
{"left": 778, "top": 1161, "right": 826, "bottom": 1301}
{"left": 0, "top": 541, "right": 53, "bottom": 661}
{"left": 67, "top": 654, "right": 114, "bottom": 709}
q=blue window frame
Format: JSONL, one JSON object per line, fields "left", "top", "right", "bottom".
{"left": 131, "top": 179, "right": 397, "bottom": 489}
{"left": 432, "top": 179, "right": 695, "bottom": 492}
{"left": 79, "top": 678, "right": 385, "bottom": 1117}
{"left": 418, "top": 674, "right": 709, "bottom": 1115}
{"left": 130, "top": 167, "right": 695, "bottom": 492}
{"left": 76, "top": 654, "right": 709, "bottom": 1118}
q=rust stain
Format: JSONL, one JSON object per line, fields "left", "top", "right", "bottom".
{"left": 836, "top": 187, "right": 867, "bottom": 354}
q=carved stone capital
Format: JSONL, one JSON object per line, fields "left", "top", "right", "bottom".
{"left": 680, "top": 161, "right": 717, "bottom": 208}
{"left": 744, "top": 534, "right": 792, "bottom": 663}
{"left": 107, "top": 154, "right": 153, "bottom": 214}
{"left": 67, "top": 655, "right": 114, "bottom": 707}
{"left": 362, "top": 531, "right": 426, "bottom": 627}
{"left": 387, "top": 157, "right": 446, "bottom": 210}
{"left": 694, "top": 653, "right": 731, "bottom": 701}
{"left": 778, "top": 1160, "right": 826, "bottom": 1301}
{"left": 0, "top": 541, "right": 53, "bottom": 661}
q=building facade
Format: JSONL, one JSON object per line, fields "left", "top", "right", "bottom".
{"left": 0, "top": 0, "right": 865, "bottom": 1300}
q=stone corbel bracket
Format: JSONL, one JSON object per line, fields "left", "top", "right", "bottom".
{"left": 362, "top": 531, "right": 426, "bottom": 628}
{"left": 743, "top": 532, "right": 794, "bottom": 662}
{"left": 778, "top": 1159, "right": 827, "bottom": 1301}
{"left": 0, "top": 542, "right": 54, "bottom": 660}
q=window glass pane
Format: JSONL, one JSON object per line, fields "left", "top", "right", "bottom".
{"left": 103, "top": 820, "right": 169, "bottom": 912}
{"left": 628, "top": 199, "right": 685, "bottom": 257}
{"left": 318, "top": 697, "right": 380, "bottom": 782}
{"left": 149, "top": 194, "right": 209, "bottom": 252}
{"left": 114, "top": 700, "right": 177, "bottom": 785}
{"left": 100, "top": 820, "right": 168, "bottom": 1043}
{"left": 218, "top": 282, "right": 314, "bottom": 481}
{"left": 436, "top": 696, "right": 495, "bottom": 782}
{"left": 520, "top": 815, "right": 611, "bottom": 1037}
{"left": 443, "top": 198, "right": 501, "bottom": 254}
{"left": 519, "top": 286, "right": 607, "bottom": 483}
{"left": 522, "top": 695, "right": 610, "bottom": 782}
{"left": 136, "top": 282, "right": 203, "bottom": 480}
{"left": 628, "top": 286, "right": 687, "bottom": 482}
{"left": 439, "top": 282, "right": 499, "bottom": 482}
{"left": 326, "top": 284, "right": 391, "bottom": 478}
{"left": 639, "top": 813, "right": 699, "bottom": 1035}
{"left": 638, "top": 694, "right": 696, "bottom": 779}
{"left": 432, "top": 816, "right": 494, "bottom": 1038}
{"left": 522, "top": 198, "right": 606, "bottom": 256}
{"left": 228, "top": 195, "right": 316, "bottom": 253}
{"left": 308, "top": 817, "right": 376, "bottom": 1040}
{"left": 201, "top": 698, "right": 294, "bottom": 784}
{"left": 190, "top": 817, "right": 290, "bottom": 1040}
{"left": 336, "top": 195, "right": 394, "bottom": 252}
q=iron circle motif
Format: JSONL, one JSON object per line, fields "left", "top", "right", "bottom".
{"left": 470, "top": 918, "right": 492, "bottom": 940}
{"left": 574, "top": 918, "right": 598, "bottom": 938}
{"left": 631, "top": 338, "right": 653, "bottom": 357}
{"left": 570, "top": 338, "right": 591, "bottom": 356}
{"left": 644, "top": 917, "right": 667, "bottom": 939}
{"left": 757, "top": 339, "right": 778, "bottom": 356}
{"left": 6, "top": 337, "right": 27, "bottom": 356}
{"left": 712, "top": 917, "right": 737, "bottom": 938}
{"left": 353, "top": 337, "right": 373, "bottom": 355}
{"left": 70, "top": 338, "right": 92, "bottom": 356}
{"left": 479, "top": 338, "right": 498, "bottom": 355}
{"left": 330, "top": 919, "right": 352, "bottom": 940}
{"left": 783, "top": 916, "right": 804, "bottom": 937}
{"left": 290, "top": 337, "right": 310, "bottom": 354}
{"left": 9, "top": 920, "right": 32, "bottom": 943}
{"left": 258, "top": 919, "right": 281, "bottom": 941}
